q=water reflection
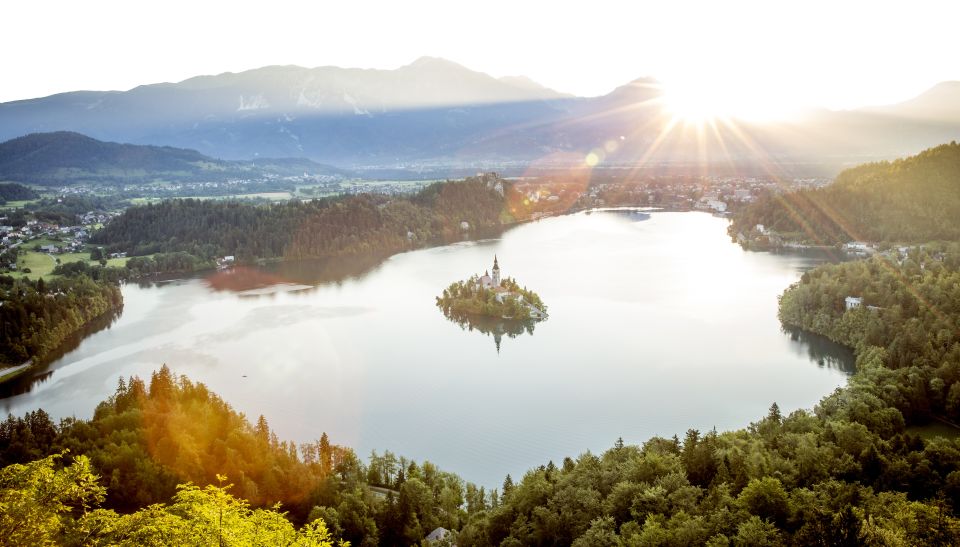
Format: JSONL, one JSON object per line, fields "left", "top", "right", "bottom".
{"left": 0, "top": 306, "right": 123, "bottom": 398}
{"left": 204, "top": 254, "right": 392, "bottom": 297}
{"left": 439, "top": 310, "right": 540, "bottom": 352}
{"left": 783, "top": 326, "right": 857, "bottom": 373}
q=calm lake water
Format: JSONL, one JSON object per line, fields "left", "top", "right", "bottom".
{"left": 1, "top": 211, "right": 854, "bottom": 487}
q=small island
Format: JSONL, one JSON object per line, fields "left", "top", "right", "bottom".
{"left": 436, "top": 256, "right": 548, "bottom": 321}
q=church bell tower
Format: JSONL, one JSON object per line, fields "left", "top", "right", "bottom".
{"left": 492, "top": 255, "right": 501, "bottom": 287}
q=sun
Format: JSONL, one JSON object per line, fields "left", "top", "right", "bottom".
{"left": 663, "top": 88, "right": 730, "bottom": 124}
{"left": 661, "top": 80, "right": 790, "bottom": 124}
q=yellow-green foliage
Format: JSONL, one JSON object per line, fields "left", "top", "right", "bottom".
{"left": 0, "top": 455, "right": 346, "bottom": 546}
{"left": 0, "top": 454, "right": 104, "bottom": 546}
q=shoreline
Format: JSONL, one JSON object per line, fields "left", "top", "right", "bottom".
{"left": 0, "top": 359, "right": 34, "bottom": 384}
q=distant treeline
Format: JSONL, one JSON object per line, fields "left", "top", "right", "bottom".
{"left": 730, "top": 142, "right": 960, "bottom": 244}
{"left": 0, "top": 182, "right": 38, "bottom": 204}
{"left": 92, "top": 175, "right": 509, "bottom": 260}
{"left": 53, "top": 252, "right": 216, "bottom": 282}
{"left": 0, "top": 275, "right": 122, "bottom": 367}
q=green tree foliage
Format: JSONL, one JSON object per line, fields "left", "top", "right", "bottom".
{"left": 731, "top": 142, "right": 960, "bottom": 244}
{"left": 0, "top": 454, "right": 346, "bottom": 546}
{"left": 456, "top": 422, "right": 960, "bottom": 545}
{"left": 0, "top": 369, "right": 484, "bottom": 546}
{"left": 0, "top": 182, "right": 39, "bottom": 201}
{"left": 0, "top": 454, "right": 105, "bottom": 546}
{"left": 92, "top": 175, "right": 509, "bottom": 260}
{"left": 779, "top": 244, "right": 960, "bottom": 423}
{"left": 436, "top": 276, "right": 547, "bottom": 320}
{"left": 0, "top": 274, "right": 122, "bottom": 366}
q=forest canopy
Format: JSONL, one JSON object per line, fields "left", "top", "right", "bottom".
{"left": 730, "top": 142, "right": 960, "bottom": 245}
{"left": 92, "top": 174, "right": 510, "bottom": 261}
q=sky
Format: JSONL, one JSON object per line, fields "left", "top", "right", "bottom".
{"left": 4, "top": 0, "right": 959, "bottom": 118}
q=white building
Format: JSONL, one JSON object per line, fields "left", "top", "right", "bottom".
{"left": 845, "top": 296, "right": 863, "bottom": 310}
{"left": 844, "top": 242, "right": 873, "bottom": 254}
{"left": 706, "top": 199, "right": 727, "bottom": 212}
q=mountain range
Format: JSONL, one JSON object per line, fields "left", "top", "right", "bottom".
{"left": 1, "top": 57, "right": 959, "bottom": 169}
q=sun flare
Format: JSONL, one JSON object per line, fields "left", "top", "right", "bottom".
{"left": 662, "top": 80, "right": 792, "bottom": 124}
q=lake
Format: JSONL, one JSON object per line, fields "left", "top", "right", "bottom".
{"left": 0, "top": 211, "right": 855, "bottom": 487}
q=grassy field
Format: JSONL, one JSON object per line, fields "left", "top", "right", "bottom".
{"left": 13, "top": 251, "right": 58, "bottom": 278}
{"left": 0, "top": 199, "right": 40, "bottom": 210}
{"left": 218, "top": 192, "right": 292, "bottom": 201}
{"left": 131, "top": 192, "right": 293, "bottom": 204}
{"left": 129, "top": 197, "right": 161, "bottom": 205}
{"left": 10, "top": 247, "right": 129, "bottom": 279}
{"left": 18, "top": 236, "right": 66, "bottom": 250}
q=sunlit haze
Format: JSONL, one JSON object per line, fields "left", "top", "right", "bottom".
{"left": 4, "top": 0, "right": 960, "bottom": 120}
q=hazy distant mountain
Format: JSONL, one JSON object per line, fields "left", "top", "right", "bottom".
{"left": 497, "top": 75, "right": 574, "bottom": 99}
{"left": 1, "top": 59, "right": 958, "bottom": 168}
{"left": 0, "top": 132, "right": 346, "bottom": 186}
{"left": 861, "top": 81, "right": 960, "bottom": 123}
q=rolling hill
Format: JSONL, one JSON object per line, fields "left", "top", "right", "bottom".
{"left": 0, "top": 132, "right": 347, "bottom": 186}
{"left": 730, "top": 141, "right": 960, "bottom": 244}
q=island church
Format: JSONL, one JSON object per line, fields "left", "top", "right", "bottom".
{"left": 478, "top": 256, "right": 501, "bottom": 289}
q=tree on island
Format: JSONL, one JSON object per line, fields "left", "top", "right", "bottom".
{"left": 436, "top": 257, "right": 547, "bottom": 321}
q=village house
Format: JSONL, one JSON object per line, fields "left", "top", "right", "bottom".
{"left": 843, "top": 241, "right": 873, "bottom": 254}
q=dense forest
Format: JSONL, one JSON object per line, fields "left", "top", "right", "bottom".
{"left": 92, "top": 174, "right": 509, "bottom": 260}
{"left": 0, "top": 274, "right": 122, "bottom": 368}
{"left": 1, "top": 367, "right": 484, "bottom": 546}
{"left": 0, "top": 182, "right": 38, "bottom": 204}
{"left": 778, "top": 244, "right": 960, "bottom": 423}
{"left": 4, "top": 352, "right": 960, "bottom": 545}
{"left": 730, "top": 142, "right": 960, "bottom": 245}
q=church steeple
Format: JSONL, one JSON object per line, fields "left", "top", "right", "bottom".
{"left": 492, "top": 255, "right": 501, "bottom": 287}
